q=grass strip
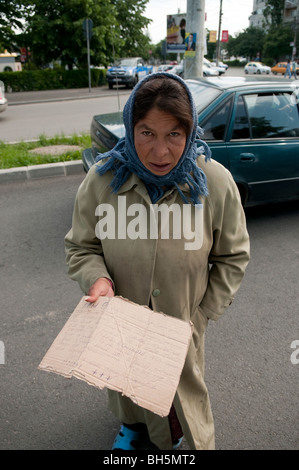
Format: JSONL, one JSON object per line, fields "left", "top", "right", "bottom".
{"left": 0, "top": 133, "right": 91, "bottom": 169}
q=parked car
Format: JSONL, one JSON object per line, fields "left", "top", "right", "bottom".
{"left": 0, "top": 81, "right": 8, "bottom": 113}
{"left": 106, "top": 57, "right": 153, "bottom": 89}
{"left": 204, "top": 58, "right": 225, "bottom": 75}
{"left": 244, "top": 62, "right": 271, "bottom": 74}
{"left": 82, "top": 76, "right": 299, "bottom": 207}
{"left": 168, "top": 62, "right": 219, "bottom": 78}
{"left": 168, "top": 63, "right": 184, "bottom": 77}
{"left": 157, "top": 64, "right": 174, "bottom": 72}
{"left": 271, "top": 61, "right": 299, "bottom": 75}
{"left": 211, "top": 60, "right": 228, "bottom": 72}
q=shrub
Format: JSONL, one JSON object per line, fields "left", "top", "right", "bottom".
{"left": 0, "top": 68, "right": 107, "bottom": 92}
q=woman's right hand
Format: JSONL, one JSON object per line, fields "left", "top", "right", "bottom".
{"left": 85, "top": 277, "right": 114, "bottom": 303}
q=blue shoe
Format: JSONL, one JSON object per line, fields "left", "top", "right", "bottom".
{"left": 112, "top": 424, "right": 141, "bottom": 450}
{"left": 173, "top": 437, "right": 183, "bottom": 449}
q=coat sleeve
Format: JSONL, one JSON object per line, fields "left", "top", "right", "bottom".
{"left": 64, "top": 167, "right": 112, "bottom": 294}
{"left": 200, "top": 166, "right": 250, "bottom": 321}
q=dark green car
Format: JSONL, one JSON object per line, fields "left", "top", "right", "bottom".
{"left": 82, "top": 77, "right": 299, "bottom": 207}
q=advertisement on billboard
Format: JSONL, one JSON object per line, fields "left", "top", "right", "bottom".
{"left": 166, "top": 13, "right": 186, "bottom": 53}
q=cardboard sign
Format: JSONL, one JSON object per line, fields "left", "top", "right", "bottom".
{"left": 38, "top": 296, "right": 193, "bottom": 417}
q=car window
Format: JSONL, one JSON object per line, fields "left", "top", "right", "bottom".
{"left": 199, "top": 97, "right": 233, "bottom": 140}
{"left": 232, "top": 92, "right": 299, "bottom": 139}
{"left": 231, "top": 95, "right": 250, "bottom": 139}
{"left": 188, "top": 82, "right": 223, "bottom": 114}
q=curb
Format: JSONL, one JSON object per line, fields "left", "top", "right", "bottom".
{"left": 0, "top": 160, "right": 85, "bottom": 184}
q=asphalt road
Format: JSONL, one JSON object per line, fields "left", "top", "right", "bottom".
{"left": 0, "top": 174, "right": 298, "bottom": 450}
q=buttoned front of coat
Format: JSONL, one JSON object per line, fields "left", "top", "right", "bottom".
{"left": 65, "top": 155, "right": 250, "bottom": 450}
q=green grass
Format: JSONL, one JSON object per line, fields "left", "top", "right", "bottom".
{"left": 0, "top": 133, "right": 91, "bottom": 169}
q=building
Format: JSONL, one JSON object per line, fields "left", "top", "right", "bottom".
{"left": 249, "top": 0, "right": 270, "bottom": 28}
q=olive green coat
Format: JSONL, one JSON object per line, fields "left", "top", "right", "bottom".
{"left": 65, "top": 155, "right": 250, "bottom": 450}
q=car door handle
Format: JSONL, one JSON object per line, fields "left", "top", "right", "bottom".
{"left": 240, "top": 153, "right": 256, "bottom": 162}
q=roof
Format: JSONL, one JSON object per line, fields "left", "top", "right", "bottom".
{"left": 186, "top": 76, "right": 298, "bottom": 91}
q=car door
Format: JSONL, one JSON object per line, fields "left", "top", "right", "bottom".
{"left": 226, "top": 89, "right": 299, "bottom": 205}
{"left": 198, "top": 96, "right": 232, "bottom": 168}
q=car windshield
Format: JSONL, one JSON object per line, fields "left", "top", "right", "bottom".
{"left": 117, "top": 59, "right": 137, "bottom": 67}
{"left": 187, "top": 81, "right": 223, "bottom": 113}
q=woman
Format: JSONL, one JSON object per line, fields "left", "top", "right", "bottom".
{"left": 65, "top": 73, "right": 250, "bottom": 450}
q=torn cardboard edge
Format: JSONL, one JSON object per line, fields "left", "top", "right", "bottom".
{"left": 38, "top": 296, "right": 193, "bottom": 417}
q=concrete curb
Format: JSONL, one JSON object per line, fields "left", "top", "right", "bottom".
{"left": 0, "top": 160, "right": 85, "bottom": 184}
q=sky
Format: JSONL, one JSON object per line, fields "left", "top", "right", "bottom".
{"left": 144, "top": 0, "right": 254, "bottom": 44}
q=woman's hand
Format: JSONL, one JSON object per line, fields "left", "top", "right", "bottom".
{"left": 85, "top": 277, "right": 114, "bottom": 303}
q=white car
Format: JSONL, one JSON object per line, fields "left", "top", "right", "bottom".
{"left": 168, "top": 62, "right": 219, "bottom": 78}
{"left": 244, "top": 62, "right": 271, "bottom": 75}
{"left": 0, "top": 81, "right": 7, "bottom": 113}
{"left": 211, "top": 61, "right": 228, "bottom": 72}
{"left": 203, "top": 58, "right": 222, "bottom": 75}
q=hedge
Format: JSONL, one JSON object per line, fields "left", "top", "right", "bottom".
{"left": 0, "top": 68, "right": 107, "bottom": 92}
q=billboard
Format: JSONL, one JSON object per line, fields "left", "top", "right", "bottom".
{"left": 166, "top": 13, "right": 186, "bottom": 53}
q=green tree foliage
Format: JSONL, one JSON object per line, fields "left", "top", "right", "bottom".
{"left": 11, "top": 0, "right": 152, "bottom": 68}
{"left": 0, "top": 0, "right": 31, "bottom": 50}
{"left": 263, "top": 0, "right": 285, "bottom": 26}
{"left": 263, "top": 25, "right": 293, "bottom": 61}
{"left": 225, "top": 27, "right": 266, "bottom": 60}
{"left": 110, "top": 0, "right": 152, "bottom": 59}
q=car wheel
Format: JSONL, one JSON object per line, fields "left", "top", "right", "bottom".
{"left": 273, "top": 72, "right": 277, "bottom": 75}
{"left": 108, "top": 82, "right": 113, "bottom": 89}
{"left": 257, "top": 69, "right": 261, "bottom": 74}
{"left": 131, "top": 75, "right": 138, "bottom": 88}
{"left": 245, "top": 70, "right": 248, "bottom": 74}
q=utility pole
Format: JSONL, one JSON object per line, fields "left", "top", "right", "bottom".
{"left": 184, "top": 0, "right": 206, "bottom": 79}
{"left": 216, "top": 0, "right": 223, "bottom": 66}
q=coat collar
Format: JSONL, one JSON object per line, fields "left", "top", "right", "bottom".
{"left": 116, "top": 171, "right": 191, "bottom": 202}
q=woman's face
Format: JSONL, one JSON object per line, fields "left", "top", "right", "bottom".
{"left": 134, "top": 107, "right": 187, "bottom": 175}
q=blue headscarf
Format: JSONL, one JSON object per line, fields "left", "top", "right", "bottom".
{"left": 95, "top": 72, "right": 211, "bottom": 205}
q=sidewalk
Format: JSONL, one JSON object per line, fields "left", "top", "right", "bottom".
{"left": 1, "top": 85, "right": 125, "bottom": 184}
{"left": 6, "top": 85, "right": 129, "bottom": 106}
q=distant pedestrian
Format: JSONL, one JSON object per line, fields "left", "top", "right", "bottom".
{"left": 291, "top": 59, "right": 297, "bottom": 79}
{"left": 284, "top": 60, "right": 292, "bottom": 79}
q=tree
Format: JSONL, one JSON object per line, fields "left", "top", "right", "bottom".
{"left": 0, "top": 0, "right": 31, "bottom": 50}
{"left": 110, "top": 0, "right": 152, "bottom": 59}
{"left": 263, "top": 25, "right": 293, "bottom": 61}
{"left": 21, "top": 0, "right": 151, "bottom": 69}
{"left": 263, "top": 0, "right": 285, "bottom": 26}
{"left": 225, "top": 27, "right": 266, "bottom": 60}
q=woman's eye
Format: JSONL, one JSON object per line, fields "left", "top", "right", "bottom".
{"left": 170, "top": 131, "right": 180, "bottom": 137}
{"left": 142, "top": 131, "right": 152, "bottom": 136}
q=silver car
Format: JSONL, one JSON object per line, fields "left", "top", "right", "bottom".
{"left": 0, "top": 81, "right": 8, "bottom": 113}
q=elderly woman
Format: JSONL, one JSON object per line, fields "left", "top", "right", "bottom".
{"left": 65, "top": 73, "right": 250, "bottom": 450}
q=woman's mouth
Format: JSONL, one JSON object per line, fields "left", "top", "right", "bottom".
{"left": 148, "top": 162, "right": 172, "bottom": 174}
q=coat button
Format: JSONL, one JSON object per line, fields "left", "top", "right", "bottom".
{"left": 152, "top": 288, "right": 160, "bottom": 297}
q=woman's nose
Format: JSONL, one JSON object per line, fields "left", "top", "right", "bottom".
{"left": 153, "top": 137, "right": 169, "bottom": 158}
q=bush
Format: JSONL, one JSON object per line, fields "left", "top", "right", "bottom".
{"left": 0, "top": 68, "right": 107, "bottom": 92}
